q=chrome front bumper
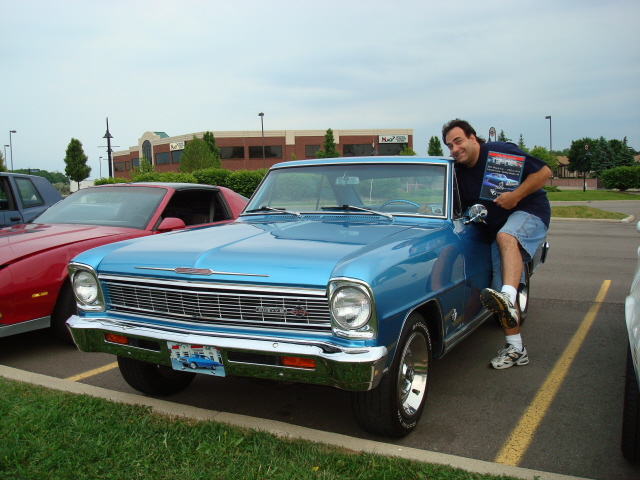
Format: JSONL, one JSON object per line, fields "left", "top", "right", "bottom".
{"left": 67, "top": 316, "right": 388, "bottom": 391}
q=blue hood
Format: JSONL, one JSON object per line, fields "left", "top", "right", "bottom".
{"left": 89, "top": 219, "right": 447, "bottom": 288}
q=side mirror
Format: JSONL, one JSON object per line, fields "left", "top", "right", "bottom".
{"left": 464, "top": 204, "right": 488, "bottom": 225}
{"left": 157, "top": 217, "right": 186, "bottom": 232}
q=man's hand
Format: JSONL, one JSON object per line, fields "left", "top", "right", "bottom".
{"left": 494, "top": 191, "right": 519, "bottom": 210}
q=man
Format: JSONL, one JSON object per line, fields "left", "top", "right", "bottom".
{"left": 442, "top": 119, "right": 551, "bottom": 369}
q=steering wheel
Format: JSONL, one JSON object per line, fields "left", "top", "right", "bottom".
{"left": 380, "top": 199, "right": 421, "bottom": 209}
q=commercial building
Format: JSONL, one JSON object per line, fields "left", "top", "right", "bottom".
{"left": 112, "top": 128, "right": 413, "bottom": 178}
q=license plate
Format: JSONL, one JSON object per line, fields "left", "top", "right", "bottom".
{"left": 167, "top": 342, "right": 226, "bottom": 377}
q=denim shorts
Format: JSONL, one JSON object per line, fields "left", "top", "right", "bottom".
{"left": 491, "top": 211, "right": 548, "bottom": 289}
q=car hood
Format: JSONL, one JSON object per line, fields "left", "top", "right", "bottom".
{"left": 90, "top": 219, "right": 446, "bottom": 288}
{"left": 0, "top": 223, "right": 140, "bottom": 265}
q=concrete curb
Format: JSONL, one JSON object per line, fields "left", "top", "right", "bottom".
{"left": 550, "top": 215, "right": 635, "bottom": 223}
{"left": 0, "top": 365, "right": 588, "bottom": 480}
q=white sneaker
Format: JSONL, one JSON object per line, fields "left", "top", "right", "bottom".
{"left": 481, "top": 288, "right": 519, "bottom": 329}
{"left": 491, "top": 344, "right": 529, "bottom": 369}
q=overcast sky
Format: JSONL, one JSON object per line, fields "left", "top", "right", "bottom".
{"left": 2, "top": 0, "right": 639, "bottom": 178}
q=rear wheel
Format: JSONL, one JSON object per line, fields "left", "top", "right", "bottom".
{"left": 117, "top": 356, "right": 196, "bottom": 396}
{"left": 51, "top": 282, "right": 76, "bottom": 344}
{"left": 351, "top": 313, "right": 431, "bottom": 437}
{"left": 622, "top": 344, "right": 640, "bottom": 462}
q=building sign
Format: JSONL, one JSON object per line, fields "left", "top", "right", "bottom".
{"left": 170, "top": 142, "right": 185, "bottom": 151}
{"left": 379, "top": 135, "right": 408, "bottom": 144}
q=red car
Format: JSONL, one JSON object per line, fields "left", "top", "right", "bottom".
{"left": 0, "top": 182, "right": 247, "bottom": 341}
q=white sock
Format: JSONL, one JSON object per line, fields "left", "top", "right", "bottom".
{"left": 506, "top": 334, "right": 523, "bottom": 351}
{"left": 501, "top": 285, "right": 518, "bottom": 306}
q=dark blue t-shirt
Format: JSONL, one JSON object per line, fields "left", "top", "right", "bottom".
{"left": 455, "top": 142, "right": 551, "bottom": 234}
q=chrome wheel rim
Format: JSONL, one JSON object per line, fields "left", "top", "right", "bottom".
{"left": 398, "top": 332, "right": 429, "bottom": 418}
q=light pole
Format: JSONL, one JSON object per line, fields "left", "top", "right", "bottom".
{"left": 9, "top": 130, "right": 16, "bottom": 171}
{"left": 258, "top": 112, "right": 265, "bottom": 169}
{"left": 99, "top": 156, "right": 103, "bottom": 178}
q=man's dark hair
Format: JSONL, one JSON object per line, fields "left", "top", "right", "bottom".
{"left": 442, "top": 119, "right": 486, "bottom": 144}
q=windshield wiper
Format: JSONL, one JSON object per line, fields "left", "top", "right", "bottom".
{"left": 244, "top": 206, "right": 301, "bottom": 217}
{"left": 321, "top": 205, "right": 393, "bottom": 220}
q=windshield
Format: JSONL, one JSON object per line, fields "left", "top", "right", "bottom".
{"left": 33, "top": 186, "right": 167, "bottom": 229}
{"left": 245, "top": 163, "right": 447, "bottom": 216}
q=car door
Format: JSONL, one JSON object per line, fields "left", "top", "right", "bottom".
{"left": 0, "top": 177, "right": 23, "bottom": 226}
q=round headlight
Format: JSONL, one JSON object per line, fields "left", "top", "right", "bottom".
{"left": 73, "top": 271, "right": 99, "bottom": 304}
{"left": 331, "top": 286, "right": 371, "bottom": 330}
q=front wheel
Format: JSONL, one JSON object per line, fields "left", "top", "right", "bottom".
{"left": 51, "top": 282, "right": 76, "bottom": 344}
{"left": 351, "top": 313, "right": 432, "bottom": 437}
{"left": 118, "top": 357, "right": 196, "bottom": 396}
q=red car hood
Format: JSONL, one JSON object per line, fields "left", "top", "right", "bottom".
{"left": 0, "top": 223, "right": 142, "bottom": 265}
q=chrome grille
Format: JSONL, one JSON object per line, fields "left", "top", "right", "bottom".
{"left": 102, "top": 277, "right": 331, "bottom": 331}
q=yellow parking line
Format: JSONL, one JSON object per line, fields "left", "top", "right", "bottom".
{"left": 494, "top": 279, "right": 611, "bottom": 466}
{"left": 65, "top": 362, "right": 119, "bottom": 382}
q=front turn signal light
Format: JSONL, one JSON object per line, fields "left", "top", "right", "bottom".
{"left": 104, "top": 333, "right": 129, "bottom": 345}
{"left": 280, "top": 356, "right": 316, "bottom": 369}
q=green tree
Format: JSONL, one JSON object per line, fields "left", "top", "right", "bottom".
{"left": 399, "top": 145, "right": 417, "bottom": 156}
{"left": 64, "top": 138, "right": 91, "bottom": 189}
{"left": 497, "top": 130, "right": 512, "bottom": 143}
{"left": 132, "top": 155, "right": 155, "bottom": 175}
{"left": 316, "top": 128, "right": 340, "bottom": 158}
{"left": 590, "top": 137, "right": 617, "bottom": 177}
{"left": 0, "top": 150, "right": 7, "bottom": 172}
{"left": 427, "top": 136, "right": 444, "bottom": 156}
{"left": 202, "top": 131, "right": 222, "bottom": 168}
{"left": 609, "top": 137, "right": 635, "bottom": 167}
{"left": 567, "top": 137, "right": 597, "bottom": 174}
{"left": 179, "top": 136, "right": 217, "bottom": 173}
{"left": 529, "top": 146, "right": 558, "bottom": 173}
{"left": 517, "top": 134, "right": 528, "bottom": 152}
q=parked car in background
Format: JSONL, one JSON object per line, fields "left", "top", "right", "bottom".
{"left": 67, "top": 157, "right": 548, "bottom": 437}
{"left": 0, "top": 182, "right": 247, "bottom": 341}
{"left": 0, "top": 172, "right": 63, "bottom": 227}
{"left": 622, "top": 220, "right": 640, "bottom": 463}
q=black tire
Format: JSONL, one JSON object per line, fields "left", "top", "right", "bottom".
{"left": 351, "top": 313, "right": 432, "bottom": 437}
{"left": 493, "top": 263, "right": 530, "bottom": 327}
{"left": 51, "top": 281, "right": 77, "bottom": 344}
{"left": 117, "top": 356, "right": 196, "bottom": 396}
{"left": 190, "top": 362, "right": 198, "bottom": 370}
{"left": 622, "top": 344, "right": 640, "bottom": 463}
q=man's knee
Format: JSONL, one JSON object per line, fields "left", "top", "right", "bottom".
{"left": 496, "top": 232, "right": 518, "bottom": 247}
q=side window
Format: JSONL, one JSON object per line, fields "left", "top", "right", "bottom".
{"left": 452, "top": 169, "right": 463, "bottom": 219}
{"left": 162, "top": 190, "right": 230, "bottom": 227}
{"left": 15, "top": 178, "right": 45, "bottom": 208}
{"left": 0, "top": 178, "right": 15, "bottom": 211}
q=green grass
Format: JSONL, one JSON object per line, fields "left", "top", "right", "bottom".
{"left": 546, "top": 190, "right": 640, "bottom": 201}
{"left": 550, "top": 205, "right": 628, "bottom": 220}
{"left": 0, "top": 378, "right": 521, "bottom": 480}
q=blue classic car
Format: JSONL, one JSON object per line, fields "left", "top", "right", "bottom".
{"left": 66, "top": 156, "right": 547, "bottom": 437}
{"left": 484, "top": 172, "right": 519, "bottom": 190}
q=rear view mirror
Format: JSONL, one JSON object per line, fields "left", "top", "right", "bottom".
{"left": 464, "top": 204, "right": 488, "bottom": 225}
{"left": 157, "top": 217, "right": 186, "bottom": 232}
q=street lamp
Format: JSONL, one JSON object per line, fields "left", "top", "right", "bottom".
{"left": 9, "top": 130, "right": 16, "bottom": 171}
{"left": 258, "top": 112, "right": 265, "bottom": 168}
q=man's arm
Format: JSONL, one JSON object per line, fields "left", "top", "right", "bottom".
{"left": 494, "top": 165, "right": 551, "bottom": 210}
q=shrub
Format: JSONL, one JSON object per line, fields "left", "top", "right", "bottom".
{"left": 53, "top": 182, "right": 71, "bottom": 195}
{"left": 94, "top": 177, "right": 130, "bottom": 185}
{"left": 227, "top": 169, "right": 267, "bottom": 197}
{"left": 193, "top": 168, "right": 232, "bottom": 187}
{"left": 131, "top": 172, "right": 197, "bottom": 184}
{"left": 543, "top": 185, "right": 562, "bottom": 193}
{"left": 600, "top": 166, "right": 640, "bottom": 191}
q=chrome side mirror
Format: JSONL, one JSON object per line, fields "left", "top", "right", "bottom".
{"left": 464, "top": 204, "right": 488, "bottom": 225}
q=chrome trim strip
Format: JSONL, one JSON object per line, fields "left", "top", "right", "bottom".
{"left": 134, "top": 266, "right": 269, "bottom": 277}
{"left": 97, "top": 274, "right": 326, "bottom": 296}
